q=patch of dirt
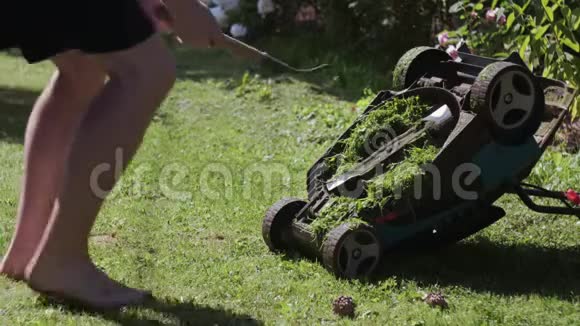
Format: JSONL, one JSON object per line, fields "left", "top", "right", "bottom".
{"left": 553, "top": 117, "right": 580, "bottom": 153}
{"left": 90, "top": 233, "right": 117, "bottom": 246}
{"left": 201, "top": 233, "right": 226, "bottom": 242}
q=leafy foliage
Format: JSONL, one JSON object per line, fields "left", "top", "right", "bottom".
{"left": 235, "top": 71, "right": 274, "bottom": 102}
{"left": 527, "top": 149, "right": 580, "bottom": 189}
{"left": 229, "top": 0, "right": 446, "bottom": 65}
{"left": 316, "top": 0, "right": 442, "bottom": 58}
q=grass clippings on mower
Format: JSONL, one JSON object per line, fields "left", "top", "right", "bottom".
{"left": 312, "top": 145, "right": 438, "bottom": 234}
{"left": 311, "top": 96, "right": 439, "bottom": 234}
{"left": 325, "top": 96, "right": 432, "bottom": 175}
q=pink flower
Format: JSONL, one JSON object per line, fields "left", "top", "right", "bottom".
{"left": 470, "top": 11, "right": 479, "bottom": 20}
{"left": 437, "top": 32, "right": 450, "bottom": 46}
{"left": 446, "top": 45, "right": 459, "bottom": 61}
{"left": 498, "top": 14, "right": 507, "bottom": 26}
{"left": 485, "top": 9, "right": 497, "bottom": 23}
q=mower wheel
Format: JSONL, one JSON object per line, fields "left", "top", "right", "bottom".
{"left": 392, "top": 46, "right": 452, "bottom": 90}
{"left": 470, "top": 62, "right": 545, "bottom": 145}
{"left": 322, "top": 223, "right": 381, "bottom": 280}
{"left": 262, "top": 197, "right": 306, "bottom": 252}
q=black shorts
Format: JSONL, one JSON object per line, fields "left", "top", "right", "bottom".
{"left": 0, "top": 0, "right": 155, "bottom": 63}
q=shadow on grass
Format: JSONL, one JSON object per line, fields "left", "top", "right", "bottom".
{"left": 377, "top": 238, "right": 580, "bottom": 300}
{"left": 0, "top": 86, "right": 37, "bottom": 144}
{"left": 39, "top": 295, "right": 263, "bottom": 326}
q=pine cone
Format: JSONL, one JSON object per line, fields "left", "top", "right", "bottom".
{"left": 332, "top": 295, "right": 355, "bottom": 318}
{"left": 423, "top": 292, "right": 448, "bottom": 309}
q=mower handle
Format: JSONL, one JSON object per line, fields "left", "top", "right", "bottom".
{"left": 510, "top": 184, "right": 580, "bottom": 219}
{"left": 220, "top": 35, "right": 267, "bottom": 62}
{"left": 155, "top": 4, "right": 329, "bottom": 73}
{"left": 219, "top": 35, "right": 330, "bottom": 72}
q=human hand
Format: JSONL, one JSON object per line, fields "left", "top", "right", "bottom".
{"left": 151, "top": 0, "right": 225, "bottom": 48}
{"left": 139, "top": 0, "right": 173, "bottom": 34}
{"left": 142, "top": 0, "right": 267, "bottom": 62}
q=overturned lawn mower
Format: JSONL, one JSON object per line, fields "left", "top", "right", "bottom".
{"left": 262, "top": 46, "right": 580, "bottom": 280}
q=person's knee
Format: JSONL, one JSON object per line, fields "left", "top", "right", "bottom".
{"left": 52, "top": 52, "right": 107, "bottom": 97}
{"left": 105, "top": 37, "right": 177, "bottom": 96}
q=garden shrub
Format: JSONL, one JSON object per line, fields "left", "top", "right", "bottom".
{"left": 228, "top": 0, "right": 447, "bottom": 65}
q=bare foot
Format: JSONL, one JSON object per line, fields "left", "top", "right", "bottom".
{"left": 25, "top": 256, "right": 152, "bottom": 310}
{"left": 1, "top": 219, "right": 61, "bottom": 282}
{"left": 0, "top": 255, "right": 27, "bottom": 281}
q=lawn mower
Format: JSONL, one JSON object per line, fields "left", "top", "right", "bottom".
{"left": 261, "top": 45, "right": 580, "bottom": 280}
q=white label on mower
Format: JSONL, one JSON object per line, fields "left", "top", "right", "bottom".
{"left": 423, "top": 105, "right": 452, "bottom": 124}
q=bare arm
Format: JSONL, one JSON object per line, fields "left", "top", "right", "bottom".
{"left": 160, "top": 0, "right": 222, "bottom": 47}
{"left": 151, "top": 0, "right": 265, "bottom": 61}
{"left": 142, "top": 0, "right": 330, "bottom": 72}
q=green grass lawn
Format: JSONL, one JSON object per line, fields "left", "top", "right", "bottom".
{"left": 0, "top": 44, "right": 578, "bottom": 325}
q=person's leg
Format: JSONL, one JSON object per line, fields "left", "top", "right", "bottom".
{"left": 25, "top": 33, "right": 176, "bottom": 308}
{"left": 0, "top": 52, "right": 106, "bottom": 281}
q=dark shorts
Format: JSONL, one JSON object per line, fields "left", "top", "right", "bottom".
{"left": 0, "top": 0, "right": 155, "bottom": 63}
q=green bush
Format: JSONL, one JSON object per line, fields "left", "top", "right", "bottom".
{"left": 319, "top": 0, "right": 443, "bottom": 57}
{"left": 229, "top": 0, "right": 446, "bottom": 65}
{"left": 227, "top": 1, "right": 301, "bottom": 38}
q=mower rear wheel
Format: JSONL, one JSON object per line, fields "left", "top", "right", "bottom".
{"left": 322, "top": 223, "right": 381, "bottom": 279}
{"left": 262, "top": 198, "right": 306, "bottom": 252}
{"left": 470, "top": 62, "right": 544, "bottom": 145}
{"left": 392, "top": 46, "right": 452, "bottom": 90}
